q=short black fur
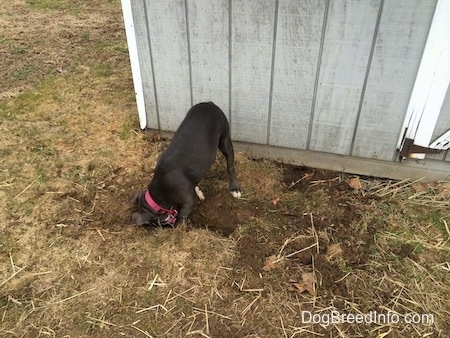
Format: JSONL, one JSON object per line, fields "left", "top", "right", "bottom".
{"left": 132, "top": 102, "right": 241, "bottom": 227}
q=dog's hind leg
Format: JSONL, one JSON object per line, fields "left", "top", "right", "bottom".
{"left": 219, "top": 134, "right": 242, "bottom": 198}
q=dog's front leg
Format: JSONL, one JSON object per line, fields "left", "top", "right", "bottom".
{"left": 175, "top": 191, "right": 199, "bottom": 225}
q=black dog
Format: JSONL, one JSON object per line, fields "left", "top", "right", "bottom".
{"left": 132, "top": 102, "right": 241, "bottom": 227}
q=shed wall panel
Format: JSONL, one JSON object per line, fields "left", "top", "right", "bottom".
{"left": 309, "top": 0, "right": 380, "bottom": 155}
{"left": 146, "top": 0, "right": 191, "bottom": 131}
{"left": 352, "top": 0, "right": 437, "bottom": 161}
{"left": 269, "top": 0, "right": 325, "bottom": 149}
{"left": 124, "top": 0, "right": 450, "bottom": 179}
{"left": 231, "top": 0, "right": 275, "bottom": 143}
{"left": 188, "top": 0, "right": 230, "bottom": 115}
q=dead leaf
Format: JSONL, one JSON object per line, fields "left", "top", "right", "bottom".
{"left": 437, "top": 187, "right": 450, "bottom": 199}
{"left": 263, "top": 255, "right": 277, "bottom": 271}
{"left": 428, "top": 181, "right": 439, "bottom": 188}
{"left": 362, "top": 204, "right": 371, "bottom": 211}
{"left": 348, "top": 177, "right": 362, "bottom": 190}
{"left": 412, "top": 182, "right": 428, "bottom": 193}
{"left": 271, "top": 197, "right": 280, "bottom": 205}
{"left": 151, "top": 132, "right": 161, "bottom": 142}
{"left": 289, "top": 272, "right": 316, "bottom": 295}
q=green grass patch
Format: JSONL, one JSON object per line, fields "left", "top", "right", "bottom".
{"left": 0, "top": 92, "right": 41, "bottom": 119}
{"left": 117, "top": 114, "right": 140, "bottom": 140}
{"left": 25, "top": 0, "right": 70, "bottom": 11}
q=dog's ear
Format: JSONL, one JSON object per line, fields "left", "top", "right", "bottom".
{"left": 132, "top": 210, "right": 152, "bottom": 226}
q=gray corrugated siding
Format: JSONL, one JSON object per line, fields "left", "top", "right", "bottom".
{"left": 128, "top": 0, "right": 450, "bottom": 173}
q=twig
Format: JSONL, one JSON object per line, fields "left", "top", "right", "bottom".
{"left": 9, "top": 253, "right": 16, "bottom": 274}
{"left": 13, "top": 175, "right": 41, "bottom": 199}
{"left": 280, "top": 316, "right": 288, "bottom": 338}
{"left": 334, "top": 271, "right": 352, "bottom": 283}
{"left": 161, "top": 317, "right": 184, "bottom": 336}
{"left": 0, "top": 266, "right": 27, "bottom": 288}
{"left": 192, "top": 307, "right": 231, "bottom": 320}
{"left": 86, "top": 315, "right": 117, "bottom": 327}
{"left": 442, "top": 218, "right": 450, "bottom": 238}
{"left": 57, "top": 288, "right": 97, "bottom": 304}
{"left": 147, "top": 274, "right": 166, "bottom": 291}
{"left": 23, "top": 271, "right": 52, "bottom": 278}
{"left": 372, "top": 178, "right": 424, "bottom": 197}
{"left": 131, "top": 324, "right": 154, "bottom": 338}
{"left": 277, "top": 234, "right": 313, "bottom": 258}
{"left": 7, "top": 296, "right": 22, "bottom": 306}
{"left": 186, "top": 330, "right": 210, "bottom": 337}
{"left": 288, "top": 173, "right": 312, "bottom": 189}
{"left": 310, "top": 177, "right": 340, "bottom": 186}
{"left": 311, "top": 256, "right": 317, "bottom": 305}
{"left": 0, "top": 179, "right": 13, "bottom": 188}
{"left": 204, "top": 303, "right": 209, "bottom": 336}
{"left": 238, "top": 277, "right": 264, "bottom": 292}
{"left": 96, "top": 229, "right": 106, "bottom": 242}
{"left": 310, "top": 213, "right": 319, "bottom": 254}
{"left": 241, "top": 294, "right": 261, "bottom": 316}
{"left": 166, "top": 286, "right": 197, "bottom": 303}
{"left": 136, "top": 304, "right": 168, "bottom": 314}
{"left": 290, "top": 327, "right": 325, "bottom": 336}
{"left": 36, "top": 288, "right": 96, "bottom": 309}
{"left": 284, "top": 242, "right": 318, "bottom": 259}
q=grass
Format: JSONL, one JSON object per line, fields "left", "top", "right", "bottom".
{"left": 1, "top": 1, "right": 449, "bottom": 337}
{"left": 25, "top": 0, "right": 69, "bottom": 10}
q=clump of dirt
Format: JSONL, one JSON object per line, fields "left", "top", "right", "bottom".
{"left": 233, "top": 234, "right": 269, "bottom": 271}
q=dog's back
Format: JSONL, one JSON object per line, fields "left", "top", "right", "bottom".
{"left": 156, "top": 102, "right": 229, "bottom": 181}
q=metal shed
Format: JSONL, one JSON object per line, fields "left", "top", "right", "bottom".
{"left": 121, "top": 0, "right": 450, "bottom": 181}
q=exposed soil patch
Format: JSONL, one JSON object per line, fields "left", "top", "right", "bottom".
{"left": 190, "top": 195, "right": 242, "bottom": 237}
{"left": 56, "top": 134, "right": 382, "bottom": 312}
{"left": 180, "top": 160, "right": 382, "bottom": 311}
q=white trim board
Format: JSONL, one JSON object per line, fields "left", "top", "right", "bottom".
{"left": 121, "top": 0, "right": 147, "bottom": 129}
{"left": 397, "top": 0, "right": 450, "bottom": 158}
{"left": 430, "top": 130, "right": 450, "bottom": 149}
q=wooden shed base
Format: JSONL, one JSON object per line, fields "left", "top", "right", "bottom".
{"left": 234, "top": 142, "right": 449, "bottom": 182}
{"left": 151, "top": 130, "right": 449, "bottom": 182}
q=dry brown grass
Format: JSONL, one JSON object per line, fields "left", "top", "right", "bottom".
{"left": 1, "top": 1, "right": 449, "bottom": 337}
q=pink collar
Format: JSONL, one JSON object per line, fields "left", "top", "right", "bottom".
{"left": 144, "top": 190, "right": 178, "bottom": 224}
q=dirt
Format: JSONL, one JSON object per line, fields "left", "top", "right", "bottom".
{"left": 121, "top": 144, "right": 382, "bottom": 304}
{"left": 28, "top": 144, "right": 440, "bottom": 336}
{"left": 56, "top": 134, "right": 378, "bottom": 304}
{"left": 227, "top": 165, "right": 379, "bottom": 297}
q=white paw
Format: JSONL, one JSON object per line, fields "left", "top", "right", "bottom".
{"left": 195, "top": 186, "right": 205, "bottom": 200}
{"left": 231, "top": 190, "right": 242, "bottom": 198}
